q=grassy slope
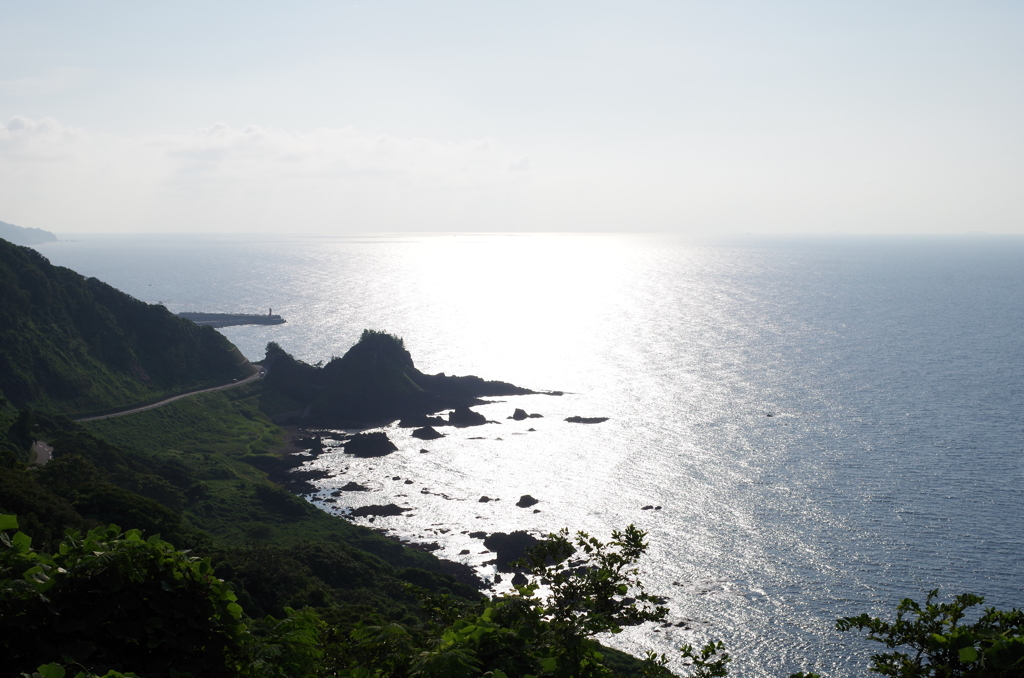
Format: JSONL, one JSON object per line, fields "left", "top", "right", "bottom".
{"left": 83, "top": 382, "right": 443, "bottom": 571}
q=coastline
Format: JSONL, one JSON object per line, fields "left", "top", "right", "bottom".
{"left": 273, "top": 424, "right": 489, "bottom": 591}
{"left": 270, "top": 386, "right": 616, "bottom": 597}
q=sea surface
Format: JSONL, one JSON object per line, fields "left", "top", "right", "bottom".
{"left": 37, "top": 232, "right": 1024, "bottom": 677}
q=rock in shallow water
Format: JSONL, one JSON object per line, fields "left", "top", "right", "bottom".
{"left": 565, "top": 416, "right": 609, "bottom": 424}
{"left": 345, "top": 431, "right": 398, "bottom": 457}
{"left": 449, "top": 406, "right": 487, "bottom": 427}
{"left": 516, "top": 494, "right": 539, "bottom": 508}
{"left": 483, "top": 531, "right": 541, "bottom": 571}
{"left": 412, "top": 425, "right": 444, "bottom": 440}
{"left": 349, "top": 503, "right": 410, "bottom": 517}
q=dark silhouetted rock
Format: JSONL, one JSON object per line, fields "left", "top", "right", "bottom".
{"left": 420, "top": 449, "right": 429, "bottom": 453}
{"left": 510, "top": 408, "right": 528, "bottom": 420}
{"left": 459, "top": 549, "right": 470, "bottom": 555}
{"left": 449, "top": 406, "right": 487, "bottom": 427}
{"left": 484, "top": 531, "right": 541, "bottom": 571}
{"left": 412, "top": 426, "right": 444, "bottom": 440}
{"left": 404, "top": 479, "right": 414, "bottom": 484}
{"left": 469, "top": 531, "right": 487, "bottom": 539}
{"left": 528, "top": 413, "right": 544, "bottom": 418}
{"left": 479, "top": 496, "right": 493, "bottom": 503}
{"left": 399, "top": 414, "right": 447, "bottom": 428}
{"left": 266, "top": 330, "right": 538, "bottom": 424}
{"left": 349, "top": 503, "right": 410, "bottom": 517}
{"left": 516, "top": 495, "right": 539, "bottom": 508}
{"left": 340, "top": 481, "right": 370, "bottom": 492}
{"left": 511, "top": 572, "right": 528, "bottom": 587}
{"left": 565, "top": 416, "right": 608, "bottom": 424}
{"left": 345, "top": 431, "right": 398, "bottom": 457}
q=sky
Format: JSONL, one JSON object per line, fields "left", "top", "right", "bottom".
{"left": 1, "top": 0, "right": 1023, "bottom": 235}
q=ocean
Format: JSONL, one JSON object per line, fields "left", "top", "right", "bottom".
{"left": 36, "top": 232, "right": 1024, "bottom": 677}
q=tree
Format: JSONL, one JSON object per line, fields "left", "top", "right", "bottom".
{"left": 516, "top": 525, "right": 668, "bottom": 676}
{"left": 335, "top": 525, "right": 670, "bottom": 678}
{"left": 837, "top": 590, "right": 1024, "bottom": 677}
{"left": 1, "top": 516, "right": 246, "bottom": 677}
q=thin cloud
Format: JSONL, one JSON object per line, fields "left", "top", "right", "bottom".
{"left": 0, "top": 68, "right": 97, "bottom": 97}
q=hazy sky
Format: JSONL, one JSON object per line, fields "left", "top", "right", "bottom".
{"left": 2, "top": 1, "right": 1023, "bottom": 235}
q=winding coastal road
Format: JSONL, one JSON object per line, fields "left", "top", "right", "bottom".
{"left": 74, "top": 364, "right": 265, "bottom": 423}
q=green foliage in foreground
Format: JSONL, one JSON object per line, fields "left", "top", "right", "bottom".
{"left": 2, "top": 518, "right": 663, "bottom": 678}
{"left": 331, "top": 525, "right": 671, "bottom": 678}
{"left": 1, "top": 517, "right": 322, "bottom": 678}
{"left": 4, "top": 513, "right": 1023, "bottom": 678}
{"left": 836, "top": 591, "right": 1024, "bottom": 677}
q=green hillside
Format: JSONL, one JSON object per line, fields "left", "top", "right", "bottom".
{"left": 0, "top": 237, "right": 251, "bottom": 415}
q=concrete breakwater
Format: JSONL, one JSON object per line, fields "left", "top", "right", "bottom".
{"left": 177, "top": 311, "right": 286, "bottom": 328}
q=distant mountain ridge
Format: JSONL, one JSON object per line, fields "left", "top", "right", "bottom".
{"left": 0, "top": 220, "right": 58, "bottom": 246}
{"left": 0, "top": 238, "right": 251, "bottom": 415}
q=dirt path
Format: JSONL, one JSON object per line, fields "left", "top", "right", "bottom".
{"left": 75, "top": 365, "right": 265, "bottom": 423}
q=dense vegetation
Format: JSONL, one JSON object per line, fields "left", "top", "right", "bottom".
{"left": 6, "top": 510, "right": 1023, "bottom": 677}
{"left": 264, "top": 331, "right": 535, "bottom": 424}
{"left": 2, "top": 517, "right": 674, "bottom": 678}
{"left": 0, "top": 238, "right": 250, "bottom": 417}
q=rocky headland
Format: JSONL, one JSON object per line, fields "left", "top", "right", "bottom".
{"left": 262, "top": 330, "right": 552, "bottom": 426}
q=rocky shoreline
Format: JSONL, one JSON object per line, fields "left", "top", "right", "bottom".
{"left": 272, "top": 400, "right": 615, "bottom": 591}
